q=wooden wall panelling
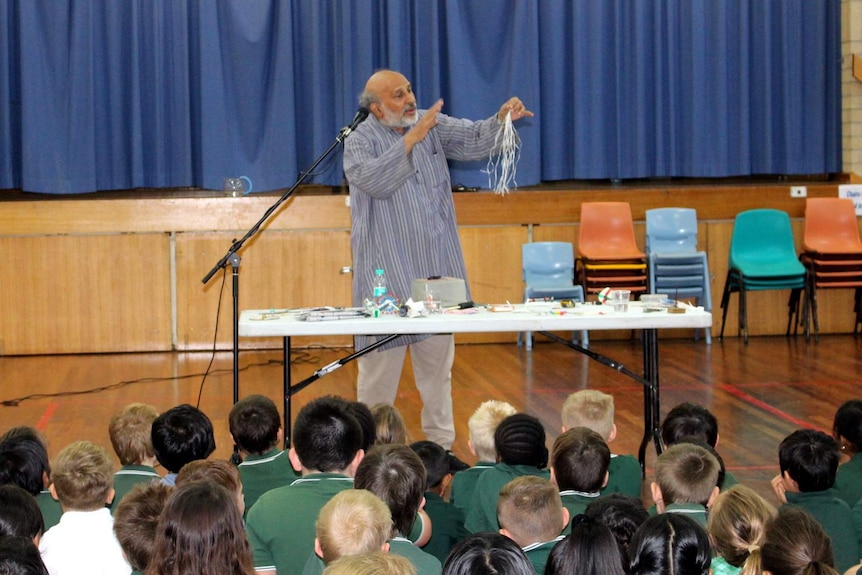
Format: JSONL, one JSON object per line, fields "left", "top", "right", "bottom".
{"left": 0, "top": 234, "right": 172, "bottom": 355}
{"left": 456, "top": 225, "right": 527, "bottom": 344}
{"left": 175, "top": 229, "right": 353, "bottom": 351}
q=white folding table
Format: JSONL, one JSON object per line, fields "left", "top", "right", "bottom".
{"left": 239, "top": 303, "right": 712, "bottom": 472}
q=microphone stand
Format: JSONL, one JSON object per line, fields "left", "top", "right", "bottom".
{"left": 201, "top": 114, "right": 368, "bottom": 423}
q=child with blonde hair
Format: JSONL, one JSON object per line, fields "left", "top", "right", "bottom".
{"left": 39, "top": 441, "right": 130, "bottom": 575}
{"left": 371, "top": 403, "right": 411, "bottom": 445}
{"left": 561, "top": 390, "right": 640, "bottom": 497}
{"left": 108, "top": 403, "right": 160, "bottom": 511}
{"left": 450, "top": 400, "right": 516, "bottom": 512}
{"left": 323, "top": 551, "right": 415, "bottom": 575}
{"left": 707, "top": 484, "right": 776, "bottom": 575}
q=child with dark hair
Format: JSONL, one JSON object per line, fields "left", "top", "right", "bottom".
{"left": 348, "top": 401, "right": 378, "bottom": 452}
{"left": 660, "top": 401, "right": 738, "bottom": 489}
{"left": 354, "top": 444, "right": 442, "bottom": 575}
{"left": 627, "top": 513, "right": 711, "bottom": 575}
{"left": 108, "top": 403, "right": 161, "bottom": 511}
{"left": 409, "top": 440, "right": 469, "bottom": 563}
{"left": 0, "top": 536, "right": 49, "bottom": 575}
{"left": 38, "top": 440, "right": 131, "bottom": 575}
{"left": 771, "top": 429, "right": 858, "bottom": 572}
{"left": 112, "top": 482, "right": 172, "bottom": 575}
{"left": 0, "top": 484, "right": 44, "bottom": 543}
{"left": 561, "top": 390, "right": 641, "bottom": 498}
{"left": 832, "top": 399, "right": 862, "bottom": 507}
{"left": 651, "top": 443, "right": 720, "bottom": 527}
{"left": 496, "top": 476, "right": 567, "bottom": 574}
{"left": 761, "top": 506, "right": 839, "bottom": 575}
{"left": 442, "top": 532, "right": 533, "bottom": 575}
{"left": 584, "top": 493, "right": 649, "bottom": 566}
{"left": 464, "top": 413, "right": 550, "bottom": 533}
{"left": 229, "top": 394, "right": 298, "bottom": 514}
{"left": 0, "top": 427, "right": 62, "bottom": 531}
{"left": 245, "top": 395, "right": 364, "bottom": 575}
{"left": 151, "top": 404, "right": 215, "bottom": 486}
{"left": 550, "top": 427, "right": 610, "bottom": 524}
{"left": 147, "top": 480, "right": 254, "bottom": 575}
{"left": 450, "top": 400, "right": 516, "bottom": 513}
{"left": 546, "top": 514, "right": 626, "bottom": 575}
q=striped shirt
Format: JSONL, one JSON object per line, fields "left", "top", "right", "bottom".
{"left": 344, "top": 110, "right": 502, "bottom": 351}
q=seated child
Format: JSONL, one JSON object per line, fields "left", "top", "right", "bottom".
{"left": 545, "top": 514, "right": 626, "bottom": 575}
{"left": 151, "top": 404, "right": 215, "bottom": 486}
{"left": 650, "top": 442, "right": 720, "bottom": 526}
{"left": 229, "top": 394, "right": 298, "bottom": 514}
{"left": 301, "top": 488, "right": 393, "bottom": 575}
{"left": 761, "top": 506, "right": 840, "bottom": 575}
{"left": 245, "top": 395, "right": 365, "bottom": 575}
{"left": 627, "top": 514, "right": 710, "bottom": 575}
{"left": 323, "top": 551, "right": 416, "bottom": 575}
{"left": 770, "top": 428, "right": 858, "bottom": 573}
{"left": 108, "top": 403, "right": 161, "bottom": 511}
{"left": 112, "top": 482, "right": 172, "bottom": 575}
{"left": 450, "top": 400, "right": 516, "bottom": 513}
{"left": 0, "top": 484, "right": 44, "bottom": 543}
{"left": 175, "top": 458, "right": 245, "bottom": 516}
{"left": 832, "top": 399, "right": 862, "bottom": 507}
{"left": 410, "top": 440, "right": 469, "bottom": 563}
{"left": 707, "top": 484, "right": 775, "bottom": 575}
{"left": 561, "top": 391, "right": 641, "bottom": 497}
{"left": 38, "top": 440, "right": 131, "bottom": 575}
{"left": 584, "top": 494, "right": 648, "bottom": 567}
{"left": 354, "top": 444, "right": 442, "bottom": 575}
{"left": 442, "top": 532, "right": 534, "bottom": 575}
{"left": 496, "top": 475, "right": 568, "bottom": 575}
{"left": 0, "top": 536, "right": 49, "bottom": 575}
{"left": 660, "top": 401, "right": 737, "bottom": 489}
{"left": 0, "top": 427, "right": 63, "bottom": 530}
{"left": 550, "top": 427, "right": 610, "bottom": 525}
{"left": 464, "top": 413, "right": 550, "bottom": 533}
{"left": 371, "top": 403, "right": 411, "bottom": 445}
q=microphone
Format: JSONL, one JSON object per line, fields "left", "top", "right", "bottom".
{"left": 339, "top": 107, "right": 370, "bottom": 139}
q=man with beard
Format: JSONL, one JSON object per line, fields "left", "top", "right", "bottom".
{"left": 343, "top": 69, "right": 533, "bottom": 450}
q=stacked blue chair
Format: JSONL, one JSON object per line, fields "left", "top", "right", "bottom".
{"left": 645, "top": 208, "right": 712, "bottom": 344}
{"left": 719, "top": 209, "right": 807, "bottom": 344}
{"left": 519, "top": 241, "right": 588, "bottom": 350}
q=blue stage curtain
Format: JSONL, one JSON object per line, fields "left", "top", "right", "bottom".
{"left": 0, "top": 0, "right": 841, "bottom": 194}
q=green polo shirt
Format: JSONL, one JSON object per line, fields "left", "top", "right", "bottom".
{"left": 464, "top": 463, "right": 551, "bottom": 533}
{"left": 663, "top": 502, "right": 708, "bottom": 527}
{"left": 110, "top": 465, "right": 160, "bottom": 513}
{"left": 785, "top": 490, "right": 859, "bottom": 573}
{"left": 835, "top": 453, "right": 862, "bottom": 507}
{"left": 389, "top": 537, "right": 442, "bottom": 575}
{"left": 560, "top": 490, "right": 601, "bottom": 533}
{"left": 603, "top": 454, "right": 642, "bottom": 498}
{"left": 245, "top": 472, "right": 354, "bottom": 575}
{"left": 36, "top": 490, "right": 63, "bottom": 531}
{"left": 421, "top": 491, "right": 469, "bottom": 563}
{"left": 450, "top": 462, "right": 494, "bottom": 513}
{"left": 853, "top": 499, "right": 862, "bottom": 558}
{"left": 237, "top": 447, "right": 299, "bottom": 516}
{"left": 523, "top": 536, "right": 565, "bottom": 575}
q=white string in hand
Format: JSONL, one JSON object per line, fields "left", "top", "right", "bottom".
{"left": 485, "top": 110, "right": 520, "bottom": 196}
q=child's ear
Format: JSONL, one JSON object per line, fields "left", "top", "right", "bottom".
{"left": 42, "top": 470, "right": 50, "bottom": 489}
{"left": 601, "top": 471, "right": 609, "bottom": 488}
{"left": 288, "top": 447, "right": 302, "bottom": 473}
{"left": 560, "top": 508, "right": 570, "bottom": 532}
{"left": 276, "top": 427, "right": 284, "bottom": 445}
{"left": 105, "top": 487, "right": 115, "bottom": 505}
{"left": 549, "top": 467, "right": 558, "bottom": 487}
{"left": 48, "top": 483, "right": 58, "bottom": 501}
{"left": 467, "top": 440, "right": 477, "bottom": 457}
{"left": 347, "top": 449, "right": 365, "bottom": 477}
{"left": 781, "top": 470, "right": 800, "bottom": 493}
{"left": 706, "top": 485, "right": 720, "bottom": 508}
{"left": 313, "top": 537, "right": 323, "bottom": 559}
{"left": 650, "top": 481, "right": 665, "bottom": 513}
{"left": 608, "top": 424, "right": 618, "bottom": 443}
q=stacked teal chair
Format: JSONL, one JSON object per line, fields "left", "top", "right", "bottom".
{"left": 719, "top": 209, "right": 807, "bottom": 344}
{"left": 645, "top": 208, "right": 712, "bottom": 344}
{"left": 519, "top": 241, "right": 588, "bottom": 350}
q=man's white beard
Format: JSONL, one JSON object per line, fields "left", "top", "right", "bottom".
{"left": 380, "top": 106, "right": 418, "bottom": 129}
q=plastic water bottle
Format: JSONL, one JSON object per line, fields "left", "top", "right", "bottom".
{"left": 373, "top": 268, "right": 387, "bottom": 298}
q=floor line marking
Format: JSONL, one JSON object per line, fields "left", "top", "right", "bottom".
{"left": 719, "top": 384, "right": 824, "bottom": 432}
{"left": 35, "top": 402, "right": 58, "bottom": 431}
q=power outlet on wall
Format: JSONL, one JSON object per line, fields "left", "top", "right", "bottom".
{"left": 790, "top": 186, "right": 807, "bottom": 198}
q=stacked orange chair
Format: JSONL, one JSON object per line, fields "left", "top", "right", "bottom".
{"left": 800, "top": 198, "right": 862, "bottom": 340}
{"left": 576, "top": 202, "right": 648, "bottom": 298}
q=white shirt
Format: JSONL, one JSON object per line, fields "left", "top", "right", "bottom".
{"left": 39, "top": 507, "right": 131, "bottom": 575}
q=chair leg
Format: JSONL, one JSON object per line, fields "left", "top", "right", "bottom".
{"left": 739, "top": 287, "right": 748, "bottom": 345}
{"left": 786, "top": 288, "right": 802, "bottom": 337}
{"left": 719, "top": 272, "right": 733, "bottom": 341}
